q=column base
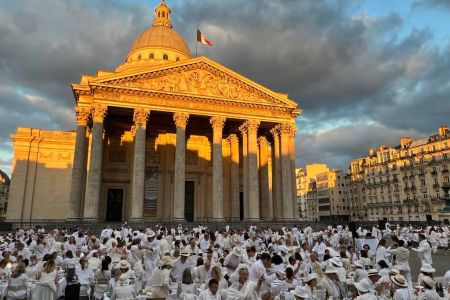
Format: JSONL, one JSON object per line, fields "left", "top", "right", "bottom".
{"left": 172, "top": 218, "right": 187, "bottom": 223}
{"left": 82, "top": 218, "right": 99, "bottom": 222}
{"left": 128, "top": 218, "right": 143, "bottom": 222}
{"left": 66, "top": 218, "right": 81, "bottom": 222}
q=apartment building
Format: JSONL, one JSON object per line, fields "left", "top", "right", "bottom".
{"left": 349, "top": 126, "right": 450, "bottom": 223}
{"left": 297, "top": 164, "right": 351, "bottom": 221}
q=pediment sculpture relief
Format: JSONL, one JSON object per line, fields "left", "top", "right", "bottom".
{"left": 120, "top": 69, "right": 275, "bottom": 104}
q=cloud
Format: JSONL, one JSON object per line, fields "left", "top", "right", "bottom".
{"left": 0, "top": 0, "right": 449, "bottom": 176}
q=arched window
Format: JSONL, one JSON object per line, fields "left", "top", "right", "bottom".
{"left": 163, "top": 54, "right": 168, "bottom": 60}
{"left": 176, "top": 57, "right": 180, "bottom": 61}
{"left": 149, "top": 53, "right": 154, "bottom": 59}
{"left": 137, "top": 54, "right": 141, "bottom": 60}
{"left": 162, "top": 11, "right": 165, "bottom": 18}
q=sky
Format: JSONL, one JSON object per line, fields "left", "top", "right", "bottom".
{"left": 1, "top": 0, "right": 450, "bottom": 176}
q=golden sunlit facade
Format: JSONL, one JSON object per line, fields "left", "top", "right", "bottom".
{"left": 7, "top": 1, "right": 300, "bottom": 222}
{"left": 349, "top": 126, "right": 450, "bottom": 222}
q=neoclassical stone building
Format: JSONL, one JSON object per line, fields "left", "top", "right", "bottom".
{"left": 7, "top": 1, "right": 300, "bottom": 222}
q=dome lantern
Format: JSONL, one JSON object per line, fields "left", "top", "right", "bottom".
{"left": 153, "top": 0, "right": 172, "bottom": 28}
{"left": 116, "top": 0, "right": 192, "bottom": 71}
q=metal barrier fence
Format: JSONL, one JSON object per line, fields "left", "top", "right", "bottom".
{"left": 0, "top": 219, "right": 443, "bottom": 235}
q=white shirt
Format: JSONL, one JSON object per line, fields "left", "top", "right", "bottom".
{"left": 198, "top": 288, "right": 222, "bottom": 300}
{"left": 393, "top": 287, "right": 416, "bottom": 300}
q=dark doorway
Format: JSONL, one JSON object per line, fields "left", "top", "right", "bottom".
{"left": 426, "top": 215, "right": 432, "bottom": 222}
{"left": 239, "top": 192, "right": 244, "bottom": 220}
{"left": 106, "top": 189, "right": 123, "bottom": 222}
{"left": 184, "top": 181, "right": 195, "bottom": 222}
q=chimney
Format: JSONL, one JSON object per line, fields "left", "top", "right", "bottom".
{"left": 438, "top": 125, "right": 448, "bottom": 137}
{"left": 400, "top": 137, "right": 413, "bottom": 149}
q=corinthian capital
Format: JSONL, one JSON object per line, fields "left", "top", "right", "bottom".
{"left": 227, "top": 134, "right": 239, "bottom": 145}
{"left": 91, "top": 104, "right": 107, "bottom": 122}
{"left": 246, "top": 120, "right": 260, "bottom": 134}
{"left": 173, "top": 112, "right": 189, "bottom": 129}
{"left": 278, "top": 123, "right": 296, "bottom": 136}
{"left": 270, "top": 126, "right": 280, "bottom": 138}
{"left": 210, "top": 116, "right": 226, "bottom": 131}
{"left": 257, "top": 136, "right": 268, "bottom": 146}
{"left": 75, "top": 106, "right": 90, "bottom": 126}
{"left": 133, "top": 107, "right": 150, "bottom": 125}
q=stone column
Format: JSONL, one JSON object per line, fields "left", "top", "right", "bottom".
{"left": 271, "top": 127, "right": 283, "bottom": 220}
{"left": 239, "top": 124, "right": 249, "bottom": 219}
{"left": 289, "top": 125, "right": 298, "bottom": 219}
{"left": 84, "top": 104, "right": 107, "bottom": 220}
{"left": 68, "top": 106, "right": 90, "bottom": 220}
{"left": 173, "top": 112, "right": 189, "bottom": 221}
{"left": 210, "top": 116, "right": 226, "bottom": 220}
{"left": 247, "top": 120, "right": 260, "bottom": 220}
{"left": 228, "top": 134, "right": 240, "bottom": 220}
{"left": 258, "top": 136, "right": 272, "bottom": 220}
{"left": 130, "top": 108, "right": 150, "bottom": 221}
{"left": 279, "top": 123, "right": 294, "bottom": 219}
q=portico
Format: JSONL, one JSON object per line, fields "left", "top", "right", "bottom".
{"left": 6, "top": 0, "right": 301, "bottom": 222}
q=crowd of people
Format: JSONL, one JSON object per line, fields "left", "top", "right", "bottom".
{"left": 0, "top": 223, "right": 449, "bottom": 299}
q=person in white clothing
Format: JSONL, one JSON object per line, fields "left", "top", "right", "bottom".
{"left": 354, "top": 279, "right": 376, "bottom": 300}
{"left": 420, "top": 276, "right": 440, "bottom": 300}
{"left": 198, "top": 278, "right": 223, "bottom": 300}
{"left": 412, "top": 234, "right": 432, "bottom": 266}
{"left": 111, "top": 274, "right": 136, "bottom": 300}
{"left": 391, "top": 274, "right": 416, "bottom": 300}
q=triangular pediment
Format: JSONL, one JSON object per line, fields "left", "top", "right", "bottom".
{"left": 88, "top": 57, "right": 297, "bottom": 108}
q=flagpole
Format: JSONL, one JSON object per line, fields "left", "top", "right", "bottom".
{"left": 195, "top": 26, "right": 198, "bottom": 57}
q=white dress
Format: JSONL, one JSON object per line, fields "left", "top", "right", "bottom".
{"left": 31, "top": 270, "right": 57, "bottom": 300}
{"left": 7, "top": 273, "right": 29, "bottom": 300}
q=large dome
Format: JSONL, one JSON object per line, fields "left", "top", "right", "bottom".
{"left": 116, "top": 0, "right": 191, "bottom": 71}
{"left": 129, "top": 25, "right": 191, "bottom": 57}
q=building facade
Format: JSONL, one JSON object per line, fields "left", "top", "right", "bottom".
{"left": 0, "top": 170, "right": 10, "bottom": 218}
{"left": 296, "top": 164, "right": 350, "bottom": 221}
{"left": 349, "top": 126, "right": 450, "bottom": 223}
{"left": 7, "top": 1, "right": 300, "bottom": 222}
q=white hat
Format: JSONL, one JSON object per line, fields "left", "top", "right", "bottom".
{"left": 233, "top": 246, "right": 243, "bottom": 257}
{"left": 305, "top": 273, "right": 317, "bottom": 283}
{"left": 324, "top": 266, "right": 338, "bottom": 274}
{"left": 355, "top": 278, "right": 371, "bottom": 293}
{"left": 353, "top": 260, "right": 364, "bottom": 268}
{"left": 368, "top": 269, "right": 379, "bottom": 276}
{"left": 389, "top": 268, "right": 400, "bottom": 276}
{"left": 146, "top": 230, "right": 156, "bottom": 238}
{"left": 119, "top": 260, "right": 129, "bottom": 269}
{"left": 330, "top": 257, "right": 342, "bottom": 267}
{"left": 420, "top": 263, "right": 436, "bottom": 273}
{"left": 180, "top": 249, "right": 191, "bottom": 257}
{"left": 291, "top": 286, "right": 309, "bottom": 298}
{"left": 160, "top": 256, "right": 174, "bottom": 267}
{"left": 119, "top": 274, "right": 128, "bottom": 283}
{"left": 421, "top": 275, "right": 435, "bottom": 288}
{"left": 390, "top": 274, "right": 407, "bottom": 288}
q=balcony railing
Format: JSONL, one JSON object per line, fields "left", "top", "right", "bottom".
{"left": 409, "top": 175, "right": 415, "bottom": 180}
{"left": 431, "top": 171, "right": 438, "bottom": 176}
{"left": 433, "top": 183, "right": 440, "bottom": 189}
{"left": 442, "top": 169, "right": 449, "bottom": 174}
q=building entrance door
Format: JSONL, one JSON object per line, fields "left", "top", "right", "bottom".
{"left": 106, "top": 189, "right": 123, "bottom": 222}
{"left": 184, "top": 181, "right": 195, "bottom": 222}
